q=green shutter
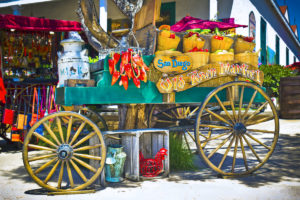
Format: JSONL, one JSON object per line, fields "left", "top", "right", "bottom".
{"left": 286, "top": 48, "right": 289, "bottom": 65}
{"left": 157, "top": 2, "right": 176, "bottom": 26}
{"left": 275, "top": 36, "right": 280, "bottom": 64}
{"left": 260, "top": 18, "right": 267, "bottom": 65}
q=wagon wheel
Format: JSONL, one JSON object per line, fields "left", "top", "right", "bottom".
{"left": 195, "top": 81, "right": 279, "bottom": 176}
{"left": 23, "top": 111, "right": 106, "bottom": 192}
{"left": 148, "top": 104, "right": 202, "bottom": 151}
{"left": 78, "top": 107, "right": 108, "bottom": 131}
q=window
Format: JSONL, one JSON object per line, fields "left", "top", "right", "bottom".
{"left": 260, "top": 18, "right": 267, "bottom": 65}
{"left": 275, "top": 36, "right": 280, "bottom": 64}
{"left": 286, "top": 47, "right": 289, "bottom": 65}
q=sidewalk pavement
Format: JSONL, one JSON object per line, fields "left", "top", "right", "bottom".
{"left": 0, "top": 119, "right": 299, "bottom": 200}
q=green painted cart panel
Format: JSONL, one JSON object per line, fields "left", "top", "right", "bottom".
{"left": 55, "top": 55, "right": 266, "bottom": 106}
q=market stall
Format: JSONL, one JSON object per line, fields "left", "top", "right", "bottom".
{"left": 0, "top": 14, "right": 83, "bottom": 143}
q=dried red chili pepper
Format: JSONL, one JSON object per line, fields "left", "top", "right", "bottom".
{"left": 133, "top": 76, "right": 141, "bottom": 88}
{"left": 125, "top": 63, "right": 133, "bottom": 79}
{"left": 108, "top": 59, "right": 115, "bottom": 75}
{"left": 132, "top": 54, "right": 149, "bottom": 71}
{"left": 121, "top": 75, "right": 129, "bottom": 90}
{"left": 111, "top": 71, "right": 120, "bottom": 86}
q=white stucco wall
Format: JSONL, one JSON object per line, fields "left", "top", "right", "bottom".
{"left": 223, "top": 0, "right": 299, "bottom": 65}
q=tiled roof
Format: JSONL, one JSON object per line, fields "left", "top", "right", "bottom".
{"left": 279, "top": 5, "right": 287, "bottom": 15}
{"left": 291, "top": 25, "right": 297, "bottom": 33}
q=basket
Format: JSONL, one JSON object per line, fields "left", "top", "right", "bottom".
{"left": 210, "top": 52, "right": 234, "bottom": 63}
{"left": 157, "top": 31, "right": 181, "bottom": 51}
{"left": 234, "top": 38, "right": 255, "bottom": 53}
{"left": 183, "top": 37, "right": 205, "bottom": 53}
{"left": 184, "top": 51, "right": 209, "bottom": 69}
{"left": 155, "top": 50, "right": 182, "bottom": 56}
{"left": 211, "top": 36, "right": 234, "bottom": 52}
{"left": 234, "top": 52, "right": 259, "bottom": 68}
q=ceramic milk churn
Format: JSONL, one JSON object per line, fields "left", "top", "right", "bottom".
{"left": 105, "top": 144, "right": 127, "bottom": 182}
{"left": 57, "top": 32, "right": 90, "bottom": 87}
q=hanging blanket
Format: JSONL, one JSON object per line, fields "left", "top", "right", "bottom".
{"left": 170, "top": 16, "right": 247, "bottom": 32}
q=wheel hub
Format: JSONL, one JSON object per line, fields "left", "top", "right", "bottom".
{"left": 57, "top": 144, "right": 73, "bottom": 160}
{"left": 233, "top": 123, "right": 247, "bottom": 135}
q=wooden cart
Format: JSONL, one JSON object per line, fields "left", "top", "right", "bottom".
{"left": 21, "top": 0, "right": 279, "bottom": 193}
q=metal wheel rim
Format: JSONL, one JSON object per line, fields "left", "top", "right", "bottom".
{"left": 195, "top": 81, "right": 279, "bottom": 176}
{"left": 22, "top": 111, "right": 106, "bottom": 191}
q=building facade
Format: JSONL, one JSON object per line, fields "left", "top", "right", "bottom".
{"left": 0, "top": 0, "right": 299, "bottom": 65}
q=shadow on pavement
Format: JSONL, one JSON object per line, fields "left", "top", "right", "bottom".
{"left": 170, "top": 133, "right": 300, "bottom": 187}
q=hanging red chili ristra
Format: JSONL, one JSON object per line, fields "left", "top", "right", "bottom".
{"left": 132, "top": 61, "right": 141, "bottom": 88}
{"left": 111, "top": 71, "right": 120, "bottom": 86}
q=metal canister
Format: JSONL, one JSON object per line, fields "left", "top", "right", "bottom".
{"left": 57, "top": 32, "right": 90, "bottom": 87}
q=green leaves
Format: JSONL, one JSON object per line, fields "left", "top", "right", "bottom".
{"left": 259, "top": 64, "right": 296, "bottom": 97}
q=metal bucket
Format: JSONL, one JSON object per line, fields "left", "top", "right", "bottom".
{"left": 105, "top": 144, "right": 127, "bottom": 182}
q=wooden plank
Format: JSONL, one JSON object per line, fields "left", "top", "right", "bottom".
{"left": 156, "top": 63, "right": 264, "bottom": 93}
{"left": 131, "top": 24, "right": 157, "bottom": 55}
{"left": 122, "top": 135, "right": 132, "bottom": 179}
{"left": 133, "top": 132, "right": 140, "bottom": 181}
{"left": 64, "top": 79, "right": 95, "bottom": 87}
{"left": 133, "top": 0, "right": 161, "bottom": 31}
{"left": 151, "top": 133, "right": 159, "bottom": 157}
{"left": 164, "top": 130, "right": 170, "bottom": 176}
{"left": 153, "top": 55, "right": 193, "bottom": 74}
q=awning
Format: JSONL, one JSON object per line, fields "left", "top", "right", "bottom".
{"left": 0, "top": 14, "right": 82, "bottom": 32}
{"left": 171, "top": 16, "right": 247, "bottom": 32}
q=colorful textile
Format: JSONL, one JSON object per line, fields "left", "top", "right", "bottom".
{"left": 0, "top": 14, "right": 82, "bottom": 32}
{"left": 171, "top": 16, "right": 247, "bottom": 32}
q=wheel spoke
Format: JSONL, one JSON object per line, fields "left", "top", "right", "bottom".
{"left": 218, "top": 135, "right": 235, "bottom": 169}
{"left": 188, "top": 107, "right": 199, "bottom": 118}
{"left": 245, "top": 101, "right": 269, "bottom": 122}
{"left": 228, "top": 87, "right": 237, "bottom": 122}
{"left": 239, "top": 135, "right": 249, "bottom": 171}
{"left": 28, "top": 154, "right": 56, "bottom": 162}
{"left": 238, "top": 86, "right": 245, "bottom": 122}
{"left": 58, "top": 161, "right": 64, "bottom": 189}
{"left": 201, "top": 131, "right": 232, "bottom": 144}
{"left": 231, "top": 136, "right": 239, "bottom": 172}
{"left": 214, "top": 94, "right": 234, "bottom": 123}
{"left": 66, "top": 116, "right": 73, "bottom": 143}
{"left": 32, "top": 132, "right": 58, "bottom": 148}
{"left": 153, "top": 119, "right": 176, "bottom": 124}
{"left": 186, "top": 130, "right": 196, "bottom": 143}
{"left": 69, "top": 122, "right": 87, "bottom": 146}
{"left": 247, "top": 129, "right": 275, "bottom": 134}
{"left": 73, "top": 144, "right": 102, "bottom": 152}
{"left": 43, "top": 122, "right": 61, "bottom": 145}
{"left": 73, "top": 153, "right": 102, "bottom": 160}
{"left": 204, "top": 109, "right": 233, "bottom": 126}
{"left": 72, "top": 157, "right": 97, "bottom": 173}
{"left": 184, "top": 106, "right": 191, "bottom": 116}
{"left": 34, "top": 157, "right": 57, "bottom": 174}
{"left": 27, "top": 144, "right": 56, "bottom": 152}
{"left": 56, "top": 117, "right": 65, "bottom": 143}
{"left": 72, "top": 131, "right": 96, "bottom": 148}
{"left": 161, "top": 111, "right": 173, "bottom": 119}
{"left": 198, "top": 124, "right": 232, "bottom": 130}
{"left": 241, "top": 90, "right": 258, "bottom": 122}
{"left": 245, "top": 133, "right": 271, "bottom": 150}
{"left": 242, "top": 135, "right": 262, "bottom": 163}
{"left": 246, "top": 116, "right": 274, "bottom": 127}
{"left": 69, "top": 159, "right": 88, "bottom": 182}
{"left": 183, "top": 132, "right": 191, "bottom": 152}
{"left": 44, "top": 160, "right": 61, "bottom": 184}
{"left": 207, "top": 134, "right": 233, "bottom": 159}
{"left": 66, "top": 161, "right": 74, "bottom": 188}
{"left": 171, "top": 109, "right": 179, "bottom": 118}
{"left": 201, "top": 128, "right": 212, "bottom": 148}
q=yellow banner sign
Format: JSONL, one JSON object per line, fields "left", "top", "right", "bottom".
{"left": 156, "top": 63, "right": 264, "bottom": 93}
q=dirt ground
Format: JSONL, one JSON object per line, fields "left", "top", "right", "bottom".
{"left": 0, "top": 119, "right": 300, "bottom": 200}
